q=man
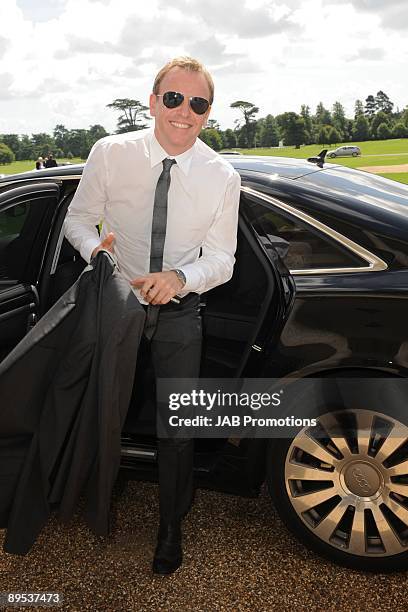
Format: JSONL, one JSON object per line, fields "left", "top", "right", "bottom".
{"left": 64, "top": 56, "right": 241, "bottom": 574}
{"left": 45, "top": 153, "right": 58, "bottom": 168}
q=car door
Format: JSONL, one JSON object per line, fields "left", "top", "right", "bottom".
{"left": 200, "top": 188, "right": 295, "bottom": 378}
{"left": 0, "top": 181, "right": 61, "bottom": 360}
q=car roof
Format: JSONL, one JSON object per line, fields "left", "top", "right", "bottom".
{"left": 0, "top": 154, "right": 406, "bottom": 222}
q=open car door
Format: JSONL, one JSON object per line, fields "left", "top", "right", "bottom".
{"left": 0, "top": 181, "right": 61, "bottom": 360}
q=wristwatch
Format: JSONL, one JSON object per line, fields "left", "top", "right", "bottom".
{"left": 172, "top": 268, "right": 186, "bottom": 288}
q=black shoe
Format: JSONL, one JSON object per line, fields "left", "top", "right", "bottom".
{"left": 152, "top": 521, "right": 182, "bottom": 575}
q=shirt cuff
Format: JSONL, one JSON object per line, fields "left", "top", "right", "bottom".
{"left": 81, "top": 238, "right": 102, "bottom": 264}
{"left": 177, "top": 264, "right": 201, "bottom": 294}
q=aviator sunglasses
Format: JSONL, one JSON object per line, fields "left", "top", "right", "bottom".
{"left": 156, "top": 91, "right": 210, "bottom": 115}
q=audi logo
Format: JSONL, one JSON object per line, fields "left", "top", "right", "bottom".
{"left": 351, "top": 467, "right": 371, "bottom": 493}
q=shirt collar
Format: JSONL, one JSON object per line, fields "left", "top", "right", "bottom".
{"left": 148, "top": 129, "right": 195, "bottom": 176}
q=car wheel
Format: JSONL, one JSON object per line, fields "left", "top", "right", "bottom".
{"left": 328, "top": 153, "right": 336, "bottom": 158}
{"left": 267, "top": 408, "right": 408, "bottom": 571}
{"left": 352, "top": 152, "right": 358, "bottom": 157}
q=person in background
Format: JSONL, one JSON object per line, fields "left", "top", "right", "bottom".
{"left": 64, "top": 56, "right": 241, "bottom": 576}
{"left": 35, "top": 157, "right": 44, "bottom": 170}
{"left": 45, "top": 154, "right": 58, "bottom": 168}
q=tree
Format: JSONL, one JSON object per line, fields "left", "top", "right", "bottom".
{"left": 223, "top": 128, "right": 237, "bottom": 149}
{"left": 352, "top": 114, "right": 370, "bottom": 140}
{"left": 392, "top": 122, "right": 407, "bottom": 138}
{"left": 276, "top": 112, "right": 307, "bottom": 147}
{"left": 66, "top": 129, "right": 89, "bottom": 158}
{"left": 0, "top": 142, "right": 15, "bottom": 164}
{"left": 0, "top": 134, "right": 20, "bottom": 158}
{"left": 88, "top": 124, "right": 109, "bottom": 149}
{"left": 107, "top": 98, "right": 150, "bottom": 134}
{"left": 364, "top": 95, "right": 376, "bottom": 118}
{"left": 230, "top": 100, "right": 259, "bottom": 148}
{"left": 206, "top": 119, "right": 220, "bottom": 130}
{"left": 370, "top": 111, "right": 391, "bottom": 139}
{"left": 300, "top": 105, "right": 314, "bottom": 143}
{"left": 375, "top": 90, "right": 394, "bottom": 114}
{"left": 53, "top": 124, "right": 70, "bottom": 155}
{"left": 314, "top": 102, "right": 332, "bottom": 126}
{"left": 332, "top": 101, "right": 347, "bottom": 140}
{"left": 258, "top": 114, "right": 279, "bottom": 147}
{"left": 327, "top": 126, "right": 342, "bottom": 145}
{"left": 317, "top": 126, "right": 330, "bottom": 145}
{"left": 17, "top": 135, "right": 36, "bottom": 160}
{"left": 354, "top": 99, "right": 364, "bottom": 118}
{"left": 377, "top": 122, "right": 391, "bottom": 140}
{"left": 31, "top": 132, "right": 56, "bottom": 157}
{"left": 199, "top": 128, "right": 223, "bottom": 151}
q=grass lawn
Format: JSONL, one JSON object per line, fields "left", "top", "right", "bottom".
{"left": 0, "top": 158, "right": 83, "bottom": 175}
{"left": 379, "top": 173, "right": 408, "bottom": 185}
{"left": 237, "top": 138, "right": 408, "bottom": 159}
{"left": 227, "top": 139, "right": 408, "bottom": 184}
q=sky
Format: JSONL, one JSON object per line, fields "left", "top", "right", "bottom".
{"left": 0, "top": 0, "right": 407, "bottom": 135}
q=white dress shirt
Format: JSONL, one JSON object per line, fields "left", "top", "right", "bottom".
{"left": 64, "top": 128, "right": 241, "bottom": 302}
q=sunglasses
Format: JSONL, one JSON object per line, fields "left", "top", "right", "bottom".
{"left": 156, "top": 91, "right": 210, "bottom": 115}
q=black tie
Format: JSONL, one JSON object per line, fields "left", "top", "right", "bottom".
{"left": 144, "top": 158, "right": 176, "bottom": 340}
{"left": 149, "top": 158, "right": 177, "bottom": 273}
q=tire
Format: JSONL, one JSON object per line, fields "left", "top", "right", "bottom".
{"left": 352, "top": 152, "right": 358, "bottom": 157}
{"left": 328, "top": 153, "right": 336, "bottom": 158}
{"left": 267, "top": 400, "right": 408, "bottom": 571}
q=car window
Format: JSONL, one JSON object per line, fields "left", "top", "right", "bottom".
{"left": 0, "top": 196, "right": 55, "bottom": 282}
{"left": 242, "top": 195, "right": 367, "bottom": 271}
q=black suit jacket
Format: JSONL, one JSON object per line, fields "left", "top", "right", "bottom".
{"left": 0, "top": 251, "right": 145, "bottom": 554}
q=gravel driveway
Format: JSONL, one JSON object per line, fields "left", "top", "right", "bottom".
{"left": 1, "top": 479, "right": 407, "bottom": 612}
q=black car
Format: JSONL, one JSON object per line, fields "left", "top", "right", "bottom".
{"left": 1, "top": 156, "right": 408, "bottom": 571}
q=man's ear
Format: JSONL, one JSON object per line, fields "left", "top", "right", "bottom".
{"left": 149, "top": 93, "right": 157, "bottom": 117}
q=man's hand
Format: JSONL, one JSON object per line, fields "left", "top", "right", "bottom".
{"left": 131, "top": 271, "right": 184, "bottom": 305}
{"left": 91, "top": 232, "right": 115, "bottom": 259}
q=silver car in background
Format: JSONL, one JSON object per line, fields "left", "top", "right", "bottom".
{"left": 327, "top": 145, "right": 361, "bottom": 158}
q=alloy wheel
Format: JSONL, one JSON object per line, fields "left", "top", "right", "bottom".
{"left": 285, "top": 410, "right": 408, "bottom": 557}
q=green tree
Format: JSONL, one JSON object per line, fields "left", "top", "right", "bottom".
{"left": 392, "top": 122, "right": 407, "bottom": 138}
{"left": 0, "top": 142, "right": 15, "bottom": 164}
{"left": 66, "top": 129, "right": 89, "bottom": 158}
{"left": 352, "top": 114, "right": 370, "bottom": 140}
{"left": 370, "top": 111, "right": 391, "bottom": 138}
{"left": 377, "top": 122, "right": 391, "bottom": 139}
{"left": 199, "top": 128, "right": 223, "bottom": 151}
{"left": 314, "top": 102, "right": 332, "bottom": 126}
{"left": 327, "top": 126, "right": 341, "bottom": 145}
{"left": 17, "top": 135, "right": 35, "bottom": 160}
{"left": 317, "top": 126, "right": 330, "bottom": 145}
{"left": 300, "top": 105, "right": 314, "bottom": 143}
{"left": 31, "top": 132, "right": 56, "bottom": 157}
{"left": 53, "top": 124, "right": 70, "bottom": 155}
{"left": 230, "top": 100, "right": 259, "bottom": 148}
{"left": 107, "top": 98, "right": 150, "bottom": 134}
{"left": 0, "top": 134, "right": 20, "bottom": 158}
{"left": 258, "top": 114, "right": 279, "bottom": 147}
{"left": 364, "top": 95, "right": 376, "bottom": 118}
{"left": 276, "top": 112, "right": 307, "bottom": 147}
{"left": 223, "top": 128, "right": 237, "bottom": 149}
{"left": 354, "top": 99, "right": 364, "bottom": 118}
{"left": 87, "top": 124, "right": 109, "bottom": 150}
{"left": 206, "top": 119, "right": 220, "bottom": 130}
{"left": 332, "top": 101, "right": 347, "bottom": 140}
{"left": 375, "top": 90, "right": 393, "bottom": 114}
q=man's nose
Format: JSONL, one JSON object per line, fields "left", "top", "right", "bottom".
{"left": 179, "top": 97, "right": 191, "bottom": 117}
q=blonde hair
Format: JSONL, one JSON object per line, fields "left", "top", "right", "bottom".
{"left": 153, "top": 56, "right": 214, "bottom": 104}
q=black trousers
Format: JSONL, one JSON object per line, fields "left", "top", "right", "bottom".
{"left": 143, "top": 293, "right": 202, "bottom": 523}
